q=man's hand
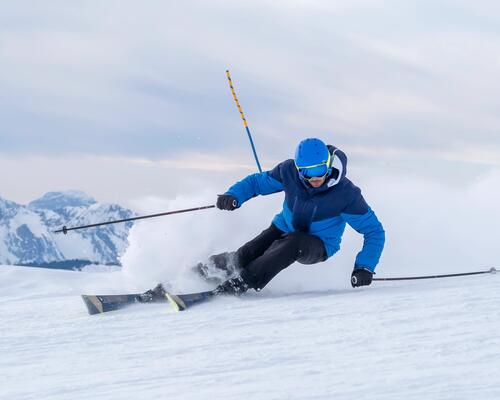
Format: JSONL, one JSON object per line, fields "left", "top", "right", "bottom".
{"left": 351, "top": 268, "right": 373, "bottom": 288}
{"left": 216, "top": 194, "right": 238, "bottom": 211}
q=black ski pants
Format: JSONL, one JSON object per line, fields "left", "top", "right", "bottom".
{"left": 236, "top": 224, "right": 327, "bottom": 290}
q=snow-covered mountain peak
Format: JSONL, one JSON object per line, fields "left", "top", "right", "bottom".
{"left": 29, "top": 191, "right": 97, "bottom": 211}
{"left": 1, "top": 191, "right": 132, "bottom": 266}
{"left": 0, "top": 196, "right": 21, "bottom": 208}
{"left": 0, "top": 196, "right": 21, "bottom": 220}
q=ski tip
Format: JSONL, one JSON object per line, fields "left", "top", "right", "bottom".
{"left": 166, "top": 293, "right": 187, "bottom": 312}
{"left": 81, "top": 295, "right": 104, "bottom": 315}
{"left": 490, "top": 267, "right": 497, "bottom": 274}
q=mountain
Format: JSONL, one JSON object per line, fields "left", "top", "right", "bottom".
{"left": 29, "top": 190, "right": 96, "bottom": 210}
{"left": 0, "top": 191, "right": 133, "bottom": 266}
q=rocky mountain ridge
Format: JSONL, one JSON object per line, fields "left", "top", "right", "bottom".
{"left": 0, "top": 191, "right": 133, "bottom": 266}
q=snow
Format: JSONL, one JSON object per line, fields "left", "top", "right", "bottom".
{"left": 0, "top": 226, "right": 14, "bottom": 264}
{"left": 1, "top": 170, "right": 499, "bottom": 398}
{"left": 1, "top": 264, "right": 499, "bottom": 400}
{"left": 28, "top": 190, "right": 96, "bottom": 210}
{"left": 0, "top": 192, "right": 132, "bottom": 265}
{"left": 10, "top": 208, "right": 48, "bottom": 237}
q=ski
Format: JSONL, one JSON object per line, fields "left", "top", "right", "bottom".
{"left": 166, "top": 290, "right": 217, "bottom": 312}
{"left": 82, "top": 293, "right": 146, "bottom": 315}
{"left": 82, "top": 284, "right": 169, "bottom": 315}
{"left": 82, "top": 284, "right": 229, "bottom": 314}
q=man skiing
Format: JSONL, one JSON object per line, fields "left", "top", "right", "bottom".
{"left": 197, "top": 137, "right": 385, "bottom": 295}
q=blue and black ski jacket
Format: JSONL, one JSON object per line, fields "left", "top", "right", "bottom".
{"left": 225, "top": 146, "right": 385, "bottom": 272}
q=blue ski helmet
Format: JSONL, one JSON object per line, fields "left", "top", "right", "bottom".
{"left": 294, "top": 138, "right": 331, "bottom": 179}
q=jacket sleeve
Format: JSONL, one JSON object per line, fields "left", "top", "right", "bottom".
{"left": 225, "top": 163, "right": 284, "bottom": 206}
{"left": 341, "top": 194, "right": 385, "bottom": 272}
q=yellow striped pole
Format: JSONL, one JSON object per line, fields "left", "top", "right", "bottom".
{"left": 226, "top": 70, "right": 262, "bottom": 172}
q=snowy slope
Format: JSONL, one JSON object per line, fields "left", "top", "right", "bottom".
{"left": 1, "top": 264, "right": 499, "bottom": 400}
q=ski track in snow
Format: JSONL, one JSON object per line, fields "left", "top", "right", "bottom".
{"left": 1, "top": 265, "right": 500, "bottom": 400}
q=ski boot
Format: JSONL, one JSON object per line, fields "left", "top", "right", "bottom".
{"left": 214, "top": 275, "right": 250, "bottom": 296}
{"left": 138, "top": 283, "right": 167, "bottom": 303}
{"left": 193, "top": 252, "right": 241, "bottom": 284}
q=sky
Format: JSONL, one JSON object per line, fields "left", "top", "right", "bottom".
{"left": 1, "top": 0, "right": 500, "bottom": 205}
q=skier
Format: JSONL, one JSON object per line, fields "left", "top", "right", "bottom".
{"left": 196, "top": 137, "right": 385, "bottom": 295}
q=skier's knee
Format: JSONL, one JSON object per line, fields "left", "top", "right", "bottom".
{"left": 282, "top": 232, "right": 327, "bottom": 264}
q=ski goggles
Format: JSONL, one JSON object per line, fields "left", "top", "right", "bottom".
{"left": 296, "top": 158, "right": 330, "bottom": 181}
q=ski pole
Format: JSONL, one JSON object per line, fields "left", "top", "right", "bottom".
{"left": 226, "top": 70, "right": 263, "bottom": 172}
{"left": 373, "top": 267, "right": 496, "bottom": 281}
{"left": 54, "top": 205, "right": 215, "bottom": 234}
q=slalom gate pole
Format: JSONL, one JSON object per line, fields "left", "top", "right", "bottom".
{"left": 373, "top": 267, "right": 496, "bottom": 281}
{"left": 226, "top": 70, "right": 263, "bottom": 172}
{"left": 53, "top": 205, "right": 215, "bottom": 235}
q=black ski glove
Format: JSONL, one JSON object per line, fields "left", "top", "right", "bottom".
{"left": 216, "top": 194, "right": 238, "bottom": 211}
{"left": 351, "top": 268, "right": 373, "bottom": 288}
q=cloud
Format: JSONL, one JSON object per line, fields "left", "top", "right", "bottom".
{"left": 1, "top": 0, "right": 499, "bottom": 204}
